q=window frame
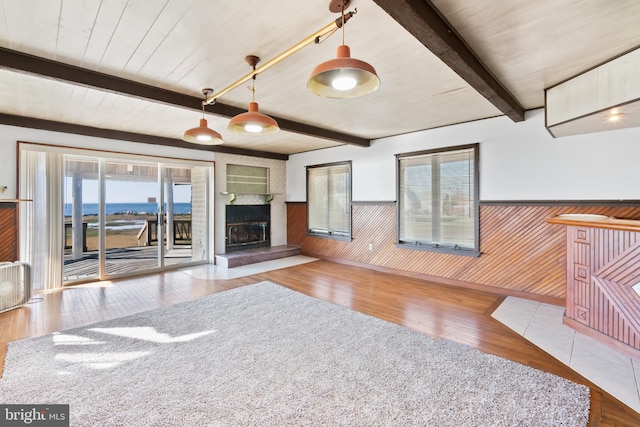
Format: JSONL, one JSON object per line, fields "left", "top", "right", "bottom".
{"left": 395, "top": 143, "right": 480, "bottom": 257}
{"left": 306, "top": 161, "right": 352, "bottom": 241}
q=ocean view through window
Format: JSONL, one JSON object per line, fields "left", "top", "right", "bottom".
{"left": 61, "top": 154, "right": 210, "bottom": 283}
{"left": 18, "top": 143, "right": 212, "bottom": 289}
{"left": 64, "top": 202, "right": 192, "bottom": 217}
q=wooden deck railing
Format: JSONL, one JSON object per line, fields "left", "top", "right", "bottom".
{"left": 64, "top": 222, "right": 88, "bottom": 252}
{"left": 141, "top": 219, "right": 192, "bottom": 246}
{"left": 66, "top": 220, "right": 191, "bottom": 251}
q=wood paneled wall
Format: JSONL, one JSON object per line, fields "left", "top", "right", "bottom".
{"left": 0, "top": 204, "right": 18, "bottom": 262}
{"left": 286, "top": 202, "right": 640, "bottom": 301}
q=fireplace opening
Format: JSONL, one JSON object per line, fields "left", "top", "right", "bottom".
{"left": 225, "top": 205, "right": 270, "bottom": 252}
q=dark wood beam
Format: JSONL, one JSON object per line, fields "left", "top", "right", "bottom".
{"left": 0, "top": 113, "right": 288, "bottom": 160}
{"left": 0, "top": 47, "right": 370, "bottom": 148}
{"left": 372, "top": 0, "right": 525, "bottom": 122}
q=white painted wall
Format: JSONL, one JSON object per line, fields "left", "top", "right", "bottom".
{"left": 286, "top": 109, "right": 640, "bottom": 202}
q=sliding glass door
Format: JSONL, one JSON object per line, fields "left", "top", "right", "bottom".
{"left": 102, "top": 160, "right": 162, "bottom": 277}
{"left": 64, "top": 156, "right": 100, "bottom": 282}
{"left": 160, "top": 163, "right": 210, "bottom": 267}
{"left": 61, "top": 154, "right": 211, "bottom": 284}
{"left": 163, "top": 165, "right": 196, "bottom": 267}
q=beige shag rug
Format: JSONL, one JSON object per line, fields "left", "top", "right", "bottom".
{"left": 0, "top": 281, "right": 589, "bottom": 426}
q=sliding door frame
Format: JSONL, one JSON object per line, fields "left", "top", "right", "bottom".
{"left": 19, "top": 142, "right": 214, "bottom": 287}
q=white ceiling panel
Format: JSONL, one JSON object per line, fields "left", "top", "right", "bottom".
{"left": 432, "top": 0, "right": 640, "bottom": 109}
{"left": 1, "top": 0, "right": 638, "bottom": 155}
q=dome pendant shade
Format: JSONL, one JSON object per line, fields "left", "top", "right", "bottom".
{"left": 228, "top": 101, "right": 280, "bottom": 135}
{"left": 182, "top": 118, "right": 224, "bottom": 145}
{"left": 308, "top": 45, "right": 380, "bottom": 98}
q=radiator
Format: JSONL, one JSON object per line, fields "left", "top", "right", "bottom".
{"left": 0, "top": 262, "right": 31, "bottom": 313}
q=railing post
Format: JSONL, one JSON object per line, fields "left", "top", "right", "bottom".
{"left": 82, "top": 222, "right": 88, "bottom": 252}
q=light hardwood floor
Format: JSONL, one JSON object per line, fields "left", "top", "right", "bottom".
{"left": 1, "top": 260, "right": 638, "bottom": 426}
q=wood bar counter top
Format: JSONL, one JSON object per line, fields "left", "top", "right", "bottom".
{"left": 547, "top": 213, "right": 640, "bottom": 232}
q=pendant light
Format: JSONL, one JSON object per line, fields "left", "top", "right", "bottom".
{"left": 228, "top": 56, "right": 280, "bottom": 136}
{"left": 308, "top": 0, "right": 379, "bottom": 98}
{"left": 182, "top": 88, "right": 224, "bottom": 145}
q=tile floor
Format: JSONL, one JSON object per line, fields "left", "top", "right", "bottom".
{"left": 492, "top": 297, "right": 640, "bottom": 413}
{"left": 179, "top": 255, "right": 318, "bottom": 280}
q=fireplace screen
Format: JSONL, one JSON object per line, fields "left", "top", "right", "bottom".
{"left": 225, "top": 205, "right": 270, "bottom": 252}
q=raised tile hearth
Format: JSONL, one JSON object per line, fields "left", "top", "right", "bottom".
{"left": 215, "top": 244, "right": 301, "bottom": 268}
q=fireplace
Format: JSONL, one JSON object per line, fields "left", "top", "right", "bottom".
{"left": 225, "top": 205, "right": 270, "bottom": 253}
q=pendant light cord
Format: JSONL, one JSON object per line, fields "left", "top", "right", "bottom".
{"left": 341, "top": 4, "right": 345, "bottom": 45}
{"left": 251, "top": 64, "right": 257, "bottom": 102}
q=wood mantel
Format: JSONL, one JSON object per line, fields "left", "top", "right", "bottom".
{"left": 547, "top": 214, "right": 640, "bottom": 358}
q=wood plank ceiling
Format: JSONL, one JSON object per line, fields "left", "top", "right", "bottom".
{"left": 0, "top": 0, "right": 639, "bottom": 158}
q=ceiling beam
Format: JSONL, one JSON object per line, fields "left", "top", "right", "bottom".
{"left": 0, "top": 113, "right": 289, "bottom": 160}
{"left": 0, "top": 47, "right": 370, "bottom": 148}
{"left": 372, "top": 0, "right": 525, "bottom": 122}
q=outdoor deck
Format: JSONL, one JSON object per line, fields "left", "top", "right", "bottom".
{"left": 64, "top": 244, "right": 301, "bottom": 282}
{"left": 64, "top": 246, "right": 193, "bottom": 282}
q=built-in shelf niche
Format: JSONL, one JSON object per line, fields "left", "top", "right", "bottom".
{"left": 226, "top": 164, "right": 269, "bottom": 194}
{"left": 225, "top": 164, "right": 273, "bottom": 204}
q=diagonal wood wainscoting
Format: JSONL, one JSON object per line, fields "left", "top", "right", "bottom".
{"left": 0, "top": 204, "right": 17, "bottom": 262}
{"left": 286, "top": 202, "right": 640, "bottom": 302}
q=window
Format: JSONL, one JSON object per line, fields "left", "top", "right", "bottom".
{"left": 397, "top": 144, "right": 479, "bottom": 256}
{"left": 307, "top": 162, "right": 351, "bottom": 239}
{"left": 19, "top": 142, "right": 212, "bottom": 290}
